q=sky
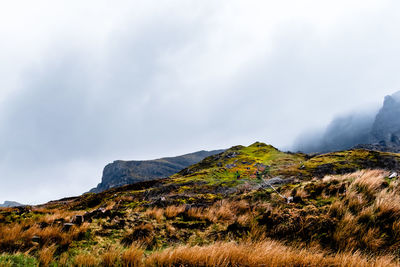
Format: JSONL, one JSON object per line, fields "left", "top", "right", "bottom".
{"left": 1, "top": 0, "right": 400, "bottom": 204}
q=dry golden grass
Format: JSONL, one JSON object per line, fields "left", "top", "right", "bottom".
{"left": 164, "top": 205, "right": 185, "bottom": 219}
{"left": 206, "top": 200, "right": 236, "bottom": 223}
{"left": 186, "top": 207, "right": 206, "bottom": 220}
{"left": 122, "top": 223, "right": 155, "bottom": 249}
{"left": 145, "top": 240, "right": 398, "bottom": 267}
{"left": 121, "top": 244, "right": 143, "bottom": 267}
{"left": 374, "top": 189, "right": 400, "bottom": 216}
{"left": 236, "top": 213, "right": 253, "bottom": 227}
{"left": 101, "top": 247, "right": 120, "bottom": 267}
{"left": 350, "top": 170, "right": 388, "bottom": 199}
{"left": 73, "top": 253, "right": 98, "bottom": 267}
{"left": 0, "top": 219, "right": 89, "bottom": 253}
{"left": 38, "top": 244, "right": 57, "bottom": 266}
{"left": 144, "top": 207, "right": 164, "bottom": 222}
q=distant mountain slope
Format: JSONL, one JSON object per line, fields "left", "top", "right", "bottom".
{"left": 0, "top": 201, "right": 24, "bottom": 207}
{"left": 295, "top": 91, "right": 400, "bottom": 153}
{"left": 90, "top": 149, "right": 225, "bottom": 193}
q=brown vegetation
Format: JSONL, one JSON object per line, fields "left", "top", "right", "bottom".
{"left": 3, "top": 169, "right": 400, "bottom": 266}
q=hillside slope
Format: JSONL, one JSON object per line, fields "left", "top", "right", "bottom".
{"left": 2, "top": 142, "right": 400, "bottom": 266}
{"left": 90, "top": 149, "right": 224, "bottom": 193}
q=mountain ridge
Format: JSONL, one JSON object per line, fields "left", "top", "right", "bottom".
{"left": 90, "top": 149, "right": 225, "bottom": 193}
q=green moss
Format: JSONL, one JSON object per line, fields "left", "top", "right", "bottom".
{"left": 0, "top": 253, "right": 38, "bottom": 267}
{"left": 314, "top": 197, "right": 336, "bottom": 207}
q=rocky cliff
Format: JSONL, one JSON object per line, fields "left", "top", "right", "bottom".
{"left": 295, "top": 91, "right": 400, "bottom": 153}
{"left": 90, "top": 149, "right": 224, "bottom": 193}
{"left": 370, "top": 91, "right": 400, "bottom": 146}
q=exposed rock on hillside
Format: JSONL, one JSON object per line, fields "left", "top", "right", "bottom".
{"left": 90, "top": 149, "right": 224, "bottom": 193}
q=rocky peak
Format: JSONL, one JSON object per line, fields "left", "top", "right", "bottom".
{"left": 370, "top": 91, "right": 400, "bottom": 145}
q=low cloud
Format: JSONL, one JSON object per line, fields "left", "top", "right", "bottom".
{"left": 293, "top": 108, "right": 379, "bottom": 153}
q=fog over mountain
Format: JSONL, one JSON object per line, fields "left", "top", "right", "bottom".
{"left": 294, "top": 91, "right": 400, "bottom": 153}
{"left": 293, "top": 109, "right": 378, "bottom": 153}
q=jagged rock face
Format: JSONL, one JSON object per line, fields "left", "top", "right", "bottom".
{"left": 295, "top": 91, "right": 400, "bottom": 153}
{"left": 370, "top": 91, "right": 400, "bottom": 146}
{"left": 90, "top": 150, "right": 224, "bottom": 193}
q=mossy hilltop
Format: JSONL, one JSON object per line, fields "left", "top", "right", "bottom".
{"left": 2, "top": 142, "right": 400, "bottom": 266}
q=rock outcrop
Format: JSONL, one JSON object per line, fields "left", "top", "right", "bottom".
{"left": 370, "top": 91, "right": 400, "bottom": 146}
{"left": 90, "top": 149, "right": 224, "bottom": 193}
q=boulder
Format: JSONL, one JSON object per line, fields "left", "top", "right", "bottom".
{"left": 71, "top": 215, "right": 84, "bottom": 225}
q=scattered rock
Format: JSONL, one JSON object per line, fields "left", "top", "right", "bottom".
{"left": 224, "top": 152, "right": 239, "bottom": 159}
{"left": 389, "top": 172, "right": 398, "bottom": 179}
{"left": 293, "top": 196, "right": 303, "bottom": 204}
{"left": 32, "top": 235, "right": 41, "bottom": 243}
{"left": 62, "top": 223, "right": 74, "bottom": 232}
{"left": 71, "top": 215, "right": 84, "bottom": 225}
{"left": 37, "top": 222, "right": 49, "bottom": 229}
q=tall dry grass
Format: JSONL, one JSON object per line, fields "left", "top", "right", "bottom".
{"left": 144, "top": 207, "right": 164, "bottom": 222}
{"left": 164, "top": 205, "right": 185, "bottom": 218}
{"left": 73, "top": 253, "right": 98, "bottom": 267}
{"left": 38, "top": 244, "right": 57, "bottom": 266}
{"left": 0, "top": 220, "right": 89, "bottom": 252}
{"left": 145, "top": 240, "right": 398, "bottom": 267}
{"left": 121, "top": 244, "right": 143, "bottom": 267}
{"left": 101, "top": 246, "right": 120, "bottom": 267}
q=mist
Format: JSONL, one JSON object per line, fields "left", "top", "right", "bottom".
{"left": 293, "top": 106, "right": 380, "bottom": 153}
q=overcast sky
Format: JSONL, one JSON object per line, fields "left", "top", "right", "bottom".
{"left": 1, "top": 0, "right": 399, "bottom": 204}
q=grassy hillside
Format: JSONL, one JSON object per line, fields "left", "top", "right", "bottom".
{"left": 2, "top": 142, "right": 400, "bottom": 266}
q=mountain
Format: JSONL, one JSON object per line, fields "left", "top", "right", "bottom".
{"left": 370, "top": 91, "right": 400, "bottom": 145}
{"left": 3, "top": 142, "right": 400, "bottom": 266}
{"left": 295, "top": 91, "right": 400, "bottom": 153}
{"left": 0, "top": 201, "right": 24, "bottom": 207}
{"left": 90, "top": 149, "right": 225, "bottom": 193}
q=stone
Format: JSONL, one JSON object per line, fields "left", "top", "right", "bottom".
{"left": 32, "top": 235, "right": 41, "bottom": 243}
{"left": 225, "top": 164, "right": 237, "bottom": 169}
{"left": 72, "top": 215, "right": 84, "bottom": 225}
{"left": 62, "top": 223, "right": 74, "bottom": 232}
{"left": 389, "top": 172, "right": 398, "bottom": 179}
